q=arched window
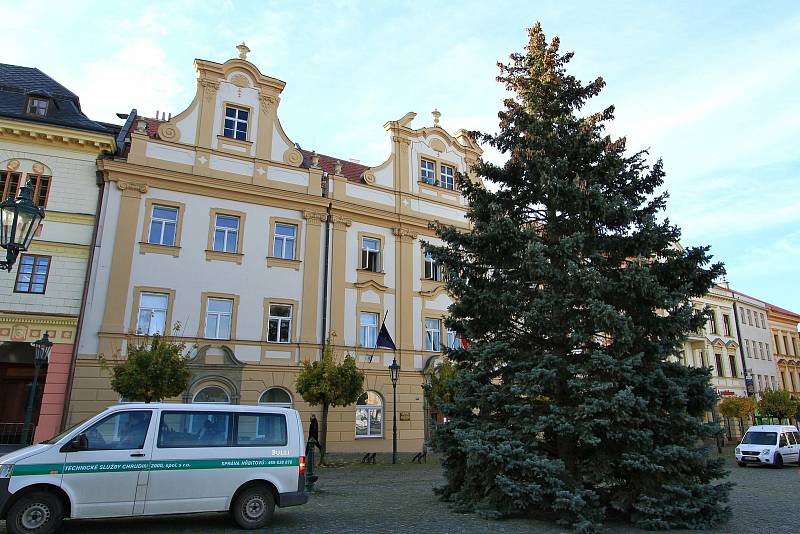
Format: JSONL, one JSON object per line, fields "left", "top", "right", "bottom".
{"left": 259, "top": 387, "right": 292, "bottom": 407}
{"left": 192, "top": 385, "right": 230, "bottom": 404}
{"left": 355, "top": 390, "right": 383, "bottom": 437}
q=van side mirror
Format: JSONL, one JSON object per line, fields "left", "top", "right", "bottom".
{"left": 60, "top": 433, "right": 89, "bottom": 453}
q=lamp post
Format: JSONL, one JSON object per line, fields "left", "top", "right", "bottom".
{"left": 388, "top": 357, "right": 400, "bottom": 464}
{"left": 0, "top": 178, "right": 46, "bottom": 271}
{"left": 21, "top": 332, "right": 53, "bottom": 444}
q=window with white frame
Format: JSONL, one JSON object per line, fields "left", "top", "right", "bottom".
{"left": 722, "top": 314, "right": 731, "bottom": 336}
{"left": 744, "top": 339, "right": 750, "bottom": 358}
{"left": 440, "top": 164, "right": 455, "bottom": 190}
{"left": 746, "top": 309, "right": 752, "bottom": 326}
{"left": 205, "top": 298, "right": 233, "bottom": 339}
{"left": 149, "top": 205, "right": 178, "bottom": 246}
{"left": 136, "top": 293, "right": 169, "bottom": 335}
{"left": 424, "top": 250, "right": 441, "bottom": 281}
{"left": 272, "top": 223, "right": 297, "bottom": 260}
{"left": 420, "top": 159, "right": 436, "bottom": 184}
{"left": 355, "top": 391, "right": 383, "bottom": 437}
{"left": 361, "top": 237, "right": 381, "bottom": 272}
{"left": 425, "top": 318, "right": 441, "bottom": 352}
{"left": 760, "top": 313, "right": 766, "bottom": 328}
{"left": 709, "top": 311, "right": 718, "bottom": 334}
{"left": 267, "top": 304, "right": 292, "bottom": 343}
{"left": 213, "top": 215, "right": 240, "bottom": 253}
{"left": 360, "top": 312, "right": 378, "bottom": 348}
{"left": 447, "top": 329, "right": 462, "bottom": 350}
{"left": 771, "top": 376, "right": 777, "bottom": 390}
{"left": 223, "top": 106, "right": 249, "bottom": 140}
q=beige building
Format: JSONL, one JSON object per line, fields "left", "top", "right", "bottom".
{"left": 0, "top": 64, "right": 116, "bottom": 443}
{"left": 767, "top": 303, "right": 800, "bottom": 397}
{"left": 67, "top": 46, "right": 481, "bottom": 453}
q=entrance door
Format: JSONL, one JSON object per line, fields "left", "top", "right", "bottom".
{"left": 61, "top": 410, "right": 154, "bottom": 518}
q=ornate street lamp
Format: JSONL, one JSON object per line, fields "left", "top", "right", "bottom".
{"left": 0, "top": 179, "right": 46, "bottom": 271}
{"left": 388, "top": 357, "right": 400, "bottom": 464}
{"left": 21, "top": 332, "right": 53, "bottom": 444}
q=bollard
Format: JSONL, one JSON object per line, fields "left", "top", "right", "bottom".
{"left": 305, "top": 437, "right": 319, "bottom": 492}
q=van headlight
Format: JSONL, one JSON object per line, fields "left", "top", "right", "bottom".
{"left": 0, "top": 464, "right": 12, "bottom": 478}
{"left": 735, "top": 447, "right": 740, "bottom": 455}
{"left": 761, "top": 449, "right": 771, "bottom": 455}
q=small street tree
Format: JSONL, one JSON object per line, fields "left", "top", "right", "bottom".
{"left": 758, "top": 390, "right": 798, "bottom": 423}
{"left": 718, "top": 396, "right": 757, "bottom": 436}
{"left": 101, "top": 332, "right": 190, "bottom": 403}
{"left": 427, "top": 22, "right": 729, "bottom": 532}
{"left": 295, "top": 339, "right": 364, "bottom": 465}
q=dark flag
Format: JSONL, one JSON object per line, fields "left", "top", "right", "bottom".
{"left": 375, "top": 323, "right": 396, "bottom": 350}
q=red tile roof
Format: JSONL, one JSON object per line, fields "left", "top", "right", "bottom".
{"left": 767, "top": 303, "right": 800, "bottom": 321}
{"left": 299, "top": 149, "right": 369, "bottom": 183}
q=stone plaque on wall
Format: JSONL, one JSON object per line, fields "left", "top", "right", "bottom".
{"left": 399, "top": 412, "right": 411, "bottom": 421}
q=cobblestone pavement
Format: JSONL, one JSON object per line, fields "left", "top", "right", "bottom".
{"left": 2, "top": 451, "right": 799, "bottom": 533}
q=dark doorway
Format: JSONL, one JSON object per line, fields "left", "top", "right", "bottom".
{"left": 0, "top": 342, "right": 46, "bottom": 444}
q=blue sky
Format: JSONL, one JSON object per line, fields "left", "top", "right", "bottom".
{"left": 4, "top": 1, "right": 799, "bottom": 311}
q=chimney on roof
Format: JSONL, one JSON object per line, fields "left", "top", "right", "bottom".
{"left": 334, "top": 160, "right": 343, "bottom": 176}
{"left": 310, "top": 151, "right": 320, "bottom": 169}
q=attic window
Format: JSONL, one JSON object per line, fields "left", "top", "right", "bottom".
{"left": 27, "top": 97, "right": 49, "bottom": 116}
{"left": 223, "top": 106, "right": 248, "bottom": 141}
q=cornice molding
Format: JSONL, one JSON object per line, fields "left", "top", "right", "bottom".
{"left": 0, "top": 118, "right": 115, "bottom": 153}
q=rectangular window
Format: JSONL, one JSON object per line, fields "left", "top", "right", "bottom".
{"left": 714, "top": 353, "right": 724, "bottom": 377}
{"left": 27, "top": 97, "right": 49, "bottom": 116}
{"left": 360, "top": 312, "right": 378, "bottom": 348}
{"left": 447, "top": 330, "right": 462, "bottom": 350}
{"left": 722, "top": 314, "right": 731, "bottom": 336}
{"left": 223, "top": 106, "right": 249, "bottom": 141}
{"left": 361, "top": 237, "right": 381, "bottom": 272}
{"left": 136, "top": 293, "right": 169, "bottom": 335}
{"left": 213, "top": 215, "right": 240, "bottom": 253}
{"left": 267, "top": 304, "right": 292, "bottom": 343}
{"left": 757, "top": 375, "right": 763, "bottom": 392}
{"left": 28, "top": 175, "right": 50, "bottom": 207}
{"left": 14, "top": 254, "right": 50, "bottom": 294}
{"left": 745, "top": 339, "right": 751, "bottom": 358}
{"left": 709, "top": 311, "right": 718, "bottom": 334}
{"left": 440, "top": 164, "right": 455, "bottom": 190}
{"left": 236, "top": 413, "right": 288, "bottom": 446}
{"left": 774, "top": 334, "right": 780, "bottom": 354}
{"left": 272, "top": 223, "right": 296, "bottom": 260}
{"left": 355, "top": 405, "right": 383, "bottom": 438}
{"left": 771, "top": 376, "right": 778, "bottom": 390}
{"left": 158, "top": 411, "right": 232, "bottom": 448}
{"left": 746, "top": 309, "right": 752, "bottom": 326}
{"left": 148, "top": 205, "right": 178, "bottom": 246}
{"left": 424, "top": 251, "right": 441, "bottom": 281}
{"left": 792, "top": 337, "right": 798, "bottom": 356}
{"left": 420, "top": 159, "right": 436, "bottom": 184}
{"left": 0, "top": 171, "right": 21, "bottom": 200}
{"left": 785, "top": 335, "right": 792, "bottom": 355}
{"left": 425, "top": 318, "right": 441, "bottom": 352}
{"left": 760, "top": 313, "right": 766, "bottom": 329}
{"left": 728, "top": 353, "right": 737, "bottom": 377}
{"left": 205, "top": 298, "right": 233, "bottom": 339}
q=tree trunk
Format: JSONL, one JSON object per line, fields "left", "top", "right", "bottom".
{"left": 320, "top": 401, "right": 329, "bottom": 465}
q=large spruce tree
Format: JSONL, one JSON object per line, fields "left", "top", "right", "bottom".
{"left": 429, "top": 23, "right": 730, "bottom": 532}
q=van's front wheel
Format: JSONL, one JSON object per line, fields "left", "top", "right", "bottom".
{"left": 773, "top": 454, "right": 784, "bottom": 469}
{"left": 232, "top": 486, "right": 275, "bottom": 530}
{"left": 6, "top": 491, "right": 64, "bottom": 534}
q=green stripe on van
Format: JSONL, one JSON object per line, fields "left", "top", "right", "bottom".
{"left": 13, "top": 457, "right": 299, "bottom": 477}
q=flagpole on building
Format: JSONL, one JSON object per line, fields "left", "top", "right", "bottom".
{"left": 368, "top": 310, "right": 389, "bottom": 363}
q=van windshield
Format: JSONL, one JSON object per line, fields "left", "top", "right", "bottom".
{"left": 40, "top": 418, "right": 89, "bottom": 445}
{"left": 740, "top": 432, "right": 777, "bottom": 445}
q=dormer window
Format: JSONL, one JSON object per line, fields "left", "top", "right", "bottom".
{"left": 223, "top": 106, "right": 248, "bottom": 140}
{"left": 27, "top": 97, "right": 49, "bottom": 116}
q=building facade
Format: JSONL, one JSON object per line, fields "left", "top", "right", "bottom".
{"left": 683, "top": 285, "right": 745, "bottom": 399}
{"left": 67, "top": 48, "right": 481, "bottom": 453}
{"left": 730, "top": 289, "right": 779, "bottom": 397}
{"left": 767, "top": 303, "right": 800, "bottom": 398}
{"left": 0, "top": 64, "right": 115, "bottom": 442}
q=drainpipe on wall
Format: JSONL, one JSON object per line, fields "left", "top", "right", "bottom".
{"left": 60, "top": 171, "right": 105, "bottom": 431}
{"left": 320, "top": 199, "right": 332, "bottom": 354}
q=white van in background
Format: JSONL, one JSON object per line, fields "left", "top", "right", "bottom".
{"left": 0, "top": 403, "right": 308, "bottom": 534}
{"left": 735, "top": 425, "right": 800, "bottom": 468}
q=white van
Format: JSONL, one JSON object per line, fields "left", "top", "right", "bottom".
{"left": 0, "top": 403, "right": 308, "bottom": 534}
{"left": 735, "top": 424, "right": 800, "bottom": 468}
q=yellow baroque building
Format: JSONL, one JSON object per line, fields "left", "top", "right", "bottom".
{"left": 767, "top": 303, "right": 800, "bottom": 397}
{"left": 67, "top": 47, "right": 481, "bottom": 454}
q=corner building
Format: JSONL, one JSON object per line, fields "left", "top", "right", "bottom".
{"left": 68, "top": 49, "right": 481, "bottom": 453}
